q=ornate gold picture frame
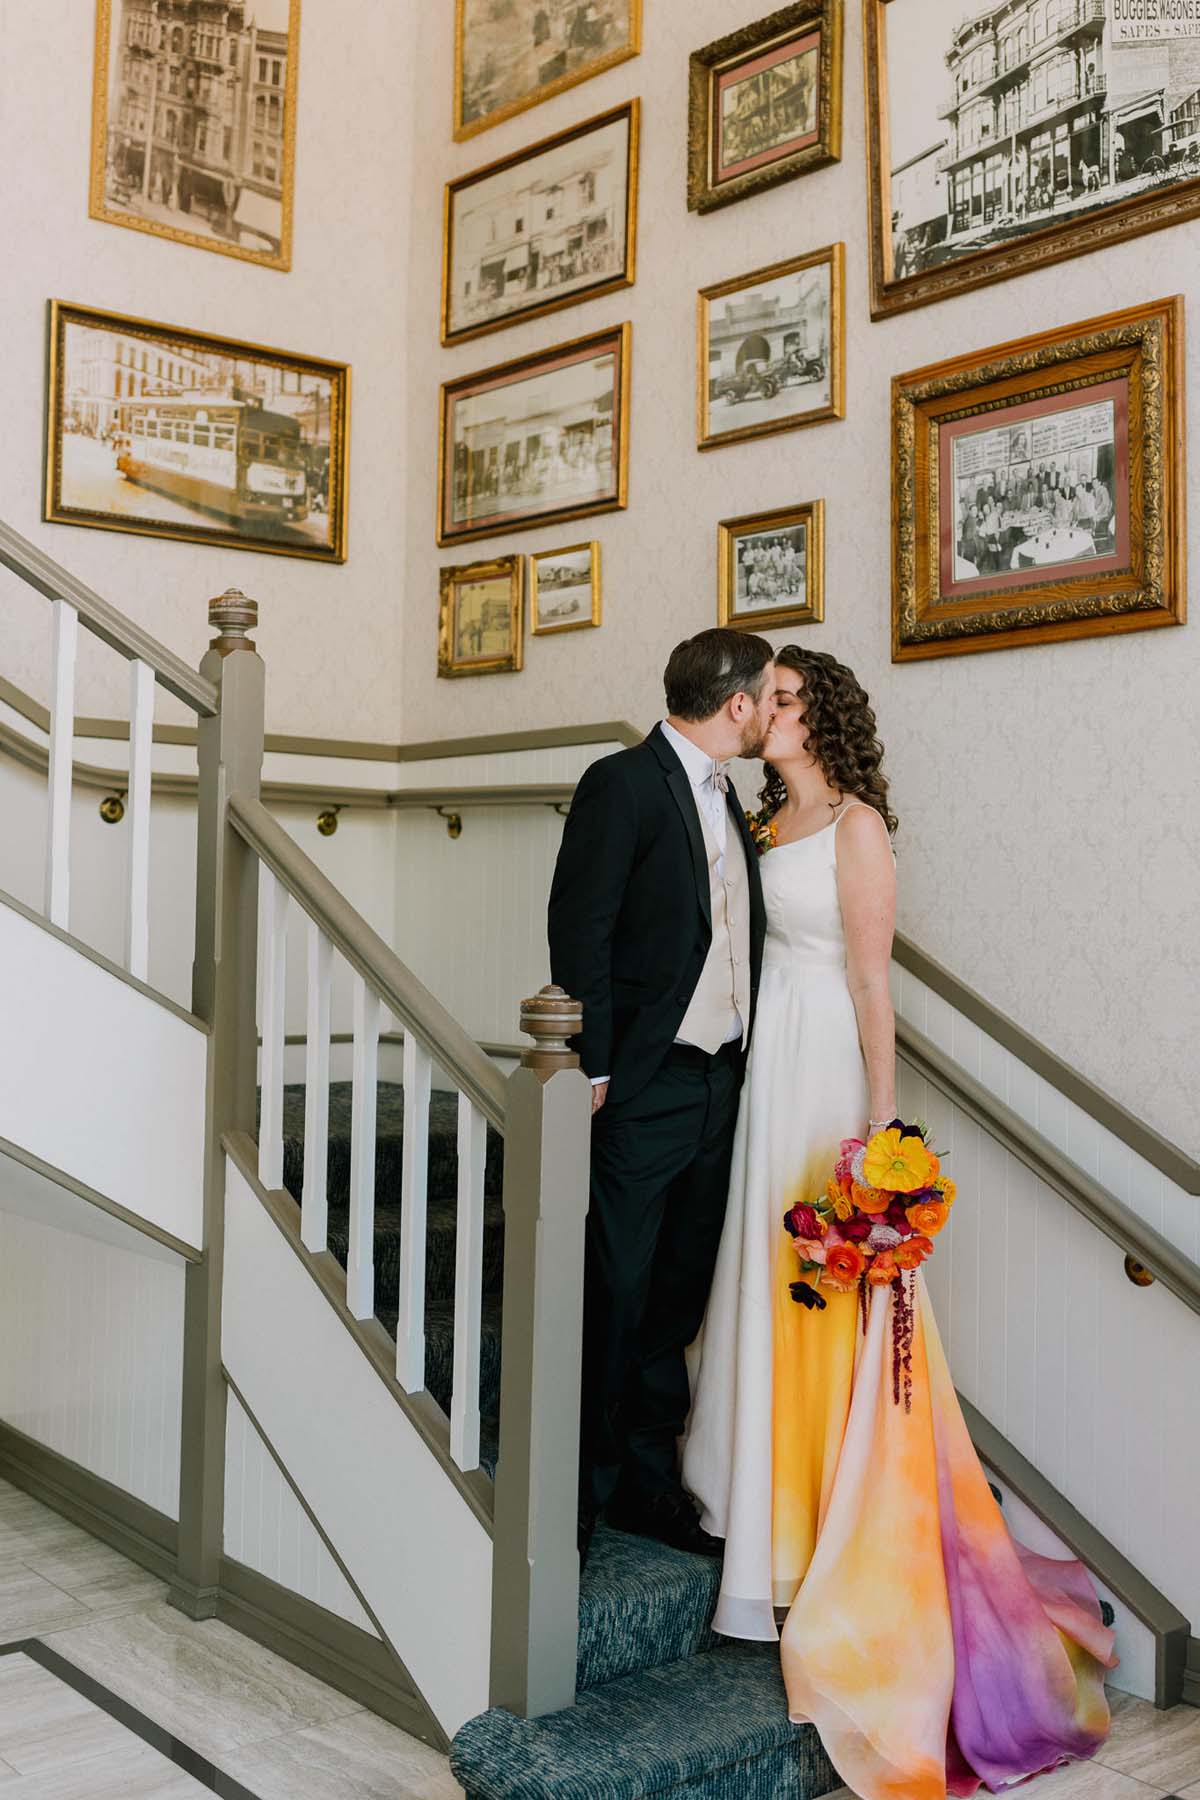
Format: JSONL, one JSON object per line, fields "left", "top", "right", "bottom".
{"left": 454, "top": 0, "right": 642, "bottom": 142}
{"left": 443, "top": 101, "right": 639, "bottom": 347}
{"left": 46, "top": 299, "right": 349, "bottom": 562}
{"left": 719, "top": 500, "right": 824, "bottom": 631}
{"left": 866, "top": 0, "right": 1200, "bottom": 320}
{"left": 687, "top": 0, "right": 842, "bottom": 214}
{"left": 698, "top": 244, "right": 844, "bottom": 451}
{"left": 892, "top": 296, "right": 1185, "bottom": 662}
{"left": 89, "top": 0, "right": 300, "bottom": 271}
{"left": 438, "top": 555, "right": 525, "bottom": 677}
{"left": 531, "top": 541, "right": 602, "bottom": 633}
{"left": 438, "top": 322, "right": 631, "bottom": 547}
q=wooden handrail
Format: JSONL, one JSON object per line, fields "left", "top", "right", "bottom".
{"left": 227, "top": 793, "right": 507, "bottom": 1131}
{"left": 0, "top": 521, "right": 218, "bottom": 716}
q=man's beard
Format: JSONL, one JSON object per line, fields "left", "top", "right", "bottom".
{"left": 738, "top": 716, "right": 770, "bottom": 760}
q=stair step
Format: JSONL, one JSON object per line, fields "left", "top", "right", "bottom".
{"left": 577, "top": 1528, "right": 721, "bottom": 1693}
{"left": 278, "top": 1081, "right": 504, "bottom": 1211}
{"left": 324, "top": 1195, "right": 505, "bottom": 1313}
{"left": 450, "top": 1641, "right": 841, "bottom": 1800}
{"left": 378, "top": 1292, "right": 504, "bottom": 1423}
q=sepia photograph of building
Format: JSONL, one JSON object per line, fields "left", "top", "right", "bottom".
{"left": 703, "top": 262, "right": 832, "bottom": 439}
{"left": 887, "top": 0, "right": 1200, "bottom": 279}
{"left": 91, "top": 0, "right": 297, "bottom": 265}
{"left": 455, "top": 0, "right": 639, "bottom": 138}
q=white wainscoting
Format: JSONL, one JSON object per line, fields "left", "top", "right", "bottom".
{"left": 0, "top": 895, "right": 206, "bottom": 1250}
{"left": 0, "top": 1171, "right": 184, "bottom": 1518}
{"left": 223, "top": 1386, "right": 378, "bottom": 1636}
{"left": 221, "top": 1155, "right": 491, "bottom": 1735}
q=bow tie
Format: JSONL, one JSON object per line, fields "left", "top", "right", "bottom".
{"left": 707, "top": 765, "right": 729, "bottom": 795}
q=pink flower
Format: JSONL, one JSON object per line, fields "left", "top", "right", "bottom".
{"left": 795, "top": 1238, "right": 827, "bottom": 1265}
{"left": 835, "top": 1138, "right": 865, "bottom": 1182}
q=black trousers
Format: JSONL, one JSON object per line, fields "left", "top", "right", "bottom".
{"left": 579, "top": 1042, "right": 743, "bottom": 1514}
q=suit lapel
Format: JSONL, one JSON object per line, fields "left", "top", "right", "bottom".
{"left": 647, "top": 726, "right": 712, "bottom": 932}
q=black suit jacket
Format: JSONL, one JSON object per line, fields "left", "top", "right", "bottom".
{"left": 548, "top": 725, "right": 767, "bottom": 1105}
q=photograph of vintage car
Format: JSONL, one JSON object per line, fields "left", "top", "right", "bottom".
{"left": 698, "top": 244, "right": 844, "bottom": 450}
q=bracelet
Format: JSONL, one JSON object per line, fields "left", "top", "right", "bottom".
{"left": 868, "top": 1116, "right": 895, "bottom": 1134}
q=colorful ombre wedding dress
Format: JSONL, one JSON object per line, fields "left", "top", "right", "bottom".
{"left": 682, "top": 804, "right": 1115, "bottom": 1799}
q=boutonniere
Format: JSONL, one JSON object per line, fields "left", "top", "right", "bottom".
{"left": 746, "top": 805, "right": 777, "bottom": 857}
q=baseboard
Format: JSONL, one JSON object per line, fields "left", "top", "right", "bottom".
{"left": 0, "top": 1420, "right": 177, "bottom": 1582}
{"left": 0, "top": 1419, "right": 446, "bottom": 1747}
{"left": 218, "top": 1558, "right": 447, "bottom": 1750}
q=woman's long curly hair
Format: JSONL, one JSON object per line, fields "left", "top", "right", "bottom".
{"left": 759, "top": 646, "right": 898, "bottom": 836}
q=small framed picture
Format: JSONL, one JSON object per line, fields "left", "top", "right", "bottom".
{"left": 532, "top": 541, "right": 601, "bottom": 634}
{"left": 438, "top": 322, "right": 631, "bottom": 546}
{"left": 443, "top": 101, "right": 639, "bottom": 347}
{"left": 45, "top": 300, "right": 349, "bottom": 562}
{"left": 892, "top": 296, "right": 1186, "bottom": 662}
{"left": 687, "top": 0, "right": 842, "bottom": 214}
{"left": 719, "top": 500, "right": 824, "bottom": 632}
{"left": 455, "top": 0, "right": 642, "bottom": 142}
{"left": 89, "top": 0, "right": 300, "bottom": 270}
{"left": 438, "top": 555, "right": 525, "bottom": 678}
{"left": 698, "top": 244, "right": 844, "bottom": 452}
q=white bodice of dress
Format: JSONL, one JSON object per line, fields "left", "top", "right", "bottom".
{"left": 760, "top": 815, "right": 851, "bottom": 976}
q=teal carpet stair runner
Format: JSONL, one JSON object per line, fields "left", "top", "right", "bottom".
{"left": 275, "top": 1082, "right": 843, "bottom": 1798}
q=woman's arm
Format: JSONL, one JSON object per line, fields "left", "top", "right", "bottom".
{"left": 836, "top": 804, "right": 898, "bottom": 1128}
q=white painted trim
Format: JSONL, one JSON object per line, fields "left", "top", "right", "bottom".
{"left": 347, "top": 975, "right": 380, "bottom": 1320}
{"left": 451, "top": 1094, "right": 486, "bottom": 1473}
{"left": 44, "top": 600, "right": 78, "bottom": 930}
{"left": 258, "top": 867, "right": 289, "bottom": 1190}
{"left": 396, "top": 1035, "right": 431, "bottom": 1392}
{"left": 301, "top": 920, "right": 332, "bottom": 1254}
{"left": 124, "top": 658, "right": 155, "bottom": 982}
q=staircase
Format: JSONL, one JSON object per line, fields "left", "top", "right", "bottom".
{"left": 276, "top": 1080, "right": 842, "bottom": 1800}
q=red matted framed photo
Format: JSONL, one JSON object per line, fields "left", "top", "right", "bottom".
{"left": 687, "top": 0, "right": 842, "bottom": 214}
{"left": 437, "top": 323, "right": 630, "bottom": 547}
{"left": 892, "top": 296, "right": 1185, "bottom": 662}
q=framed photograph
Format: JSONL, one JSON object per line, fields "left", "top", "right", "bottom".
{"left": 718, "top": 500, "right": 824, "bottom": 631}
{"left": 438, "top": 322, "right": 631, "bottom": 547}
{"left": 531, "top": 541, "right": 601, "bottom": 632}
{"left": 687, "top": 0, "right": 842, "bottom": 213}
{"left": 455, "top": 0, "right": 642, "bottom": 142}
{"left": 868, "top": 0, "right": 1200, "bottom": 320}
{"left": 46, "top": 300, "right": 349, "bottom": 562}
{"left": 438, "top": 556, "right": 525, "bottom": 676}
{"left": 89, "top": 0, "right": 299, "bottom": 270}
{"left": 892, "top": 296, "right": 1185, "bottom": 662}
{"left": 443, "top": 101, "right": 639, "bottom": 347}
{"left": 698, "top": 244, "right": 844, "bottom": 451}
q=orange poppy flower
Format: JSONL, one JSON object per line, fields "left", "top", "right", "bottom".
{"left": 893, "top": 1234, "right": 934, "bottom": 1269}
{"left": 824, "top": 1242, "right": 867, "bottom": 1288}
{"left": 867, "top": 1252, "right": 899, "bottom": 1286}
{"left": 905, "top": 1199, "right": 950, "bottom": 1237}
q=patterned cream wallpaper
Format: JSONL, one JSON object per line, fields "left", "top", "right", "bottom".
{"left": 400, "top": 2, "right": 1200, "bottom": 1152}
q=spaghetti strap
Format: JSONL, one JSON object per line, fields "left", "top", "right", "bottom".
{"left": 831, "top": 799, "right": 869, "bottom": 830}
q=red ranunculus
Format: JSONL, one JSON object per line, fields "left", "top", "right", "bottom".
{"left": 840, "top": 1215, "right": 873, "bottom": 1242}
{"left": 886, "top": 1199, "right": 914, "bottom": 1235}
{"left": 785, "top": 1203, "right": 824, "bottom": 1241}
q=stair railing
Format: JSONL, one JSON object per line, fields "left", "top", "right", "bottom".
{"left": 0, "top": 518, "right": 222, "bottom": 983}
{"left": 192, "top": 597, "right": 591, "bottom": 1720}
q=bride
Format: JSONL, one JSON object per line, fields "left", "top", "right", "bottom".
{"left": 682, "top": 646, "right": 1115, "bottom": 1799}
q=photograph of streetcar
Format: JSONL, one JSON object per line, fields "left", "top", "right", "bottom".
{"left": 46, "top": 301, "right": 348, "bottom": 560}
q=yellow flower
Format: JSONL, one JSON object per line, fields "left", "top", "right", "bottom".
{"left": 862, "top": 1127, "right": 938, "bottom": 1195}
{"left": 934, "top": 1177, "right": 956, "bottom": 1208}
{"left": 826, "top": 1177, "right": 855, "bottom": 1221}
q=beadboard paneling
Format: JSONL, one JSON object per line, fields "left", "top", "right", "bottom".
{"left": 0, "top": 1193, "right": 184, "bottom": 1518}
{"left": 223, "top": 1387, "right": 378, "bottom": 1637}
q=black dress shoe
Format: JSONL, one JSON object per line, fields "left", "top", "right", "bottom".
{"left": 607, "top": 1488, "right": 723, "bottom": 1557}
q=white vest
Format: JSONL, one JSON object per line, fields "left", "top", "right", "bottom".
{"left": 677, "top": 799, "right": 751, "bottom": 1054}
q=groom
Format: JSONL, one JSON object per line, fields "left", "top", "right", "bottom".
{"left": 549, "top": 629, "right": 774, "bottom": 1559}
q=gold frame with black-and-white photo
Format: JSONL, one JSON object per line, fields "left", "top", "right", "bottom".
{"left": 698, "top": 244, "right": 844, "bottom": 451}
{"left": 892, "top": 296, "right": 1186, "bottom": 662}
{"left": 438, "top": 322, "right": 631, "bottom": 546}
{"left": 531, "top": 540, "right": 602, "bottom": 634}
{"left": 438, "top": 555, "right": 525, "bottom": 677}
{"left": 89, "top": 0, "right": 300, "bottom": 270}
{"left": 454, "top": 0, "right": 642, "bottom": 141}
{"left": 45, "top": 299, "right": 349, "bottom": 562}
{"left": 443, "top": 101, "right": 639, "bottom": 347}
{"left": 719, "top": 500, "right": 824, "bottom": 631}
{"left": 687, "top": 0, "right": 842, "bottom": 214}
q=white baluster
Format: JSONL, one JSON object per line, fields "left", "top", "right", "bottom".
{"left": 451, "top": 1091, "right": 487, "bottom": 1471}
{"left": 44, "top": 599, "right": 79, "bottom": 929}
{"left": 125, "top": 657, "right": 155, "bottom": 981}
{"left": 347, "top": 973, "right": 380, "bottom": 1320}
{"left": 301, "top": 918, "right": 332, "bottom": 1253}
{"left": 396, "top": 1032, "right": 431, "bottom": 1392}
{"left": 258, "top": 865, "right": 289, "bottom": 1188}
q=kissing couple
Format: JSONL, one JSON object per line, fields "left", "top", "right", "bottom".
{"left": 548, "top": 628, "right": 1115, "bottom": 1800}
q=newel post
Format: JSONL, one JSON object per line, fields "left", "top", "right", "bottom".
{"left": 172, "top": 591, "right": 265, "bottom": 1620}
{"left": 489, "top": 986, "right": 591, "bottom": 1718}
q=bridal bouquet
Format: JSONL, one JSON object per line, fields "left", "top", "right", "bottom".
{"left": 784, "top": 1120, "right": 954, "bottom": 1408}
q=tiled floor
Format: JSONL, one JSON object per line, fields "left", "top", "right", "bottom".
{"left": 0, "top": 1478, "right": 463, "bottom": 1798}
